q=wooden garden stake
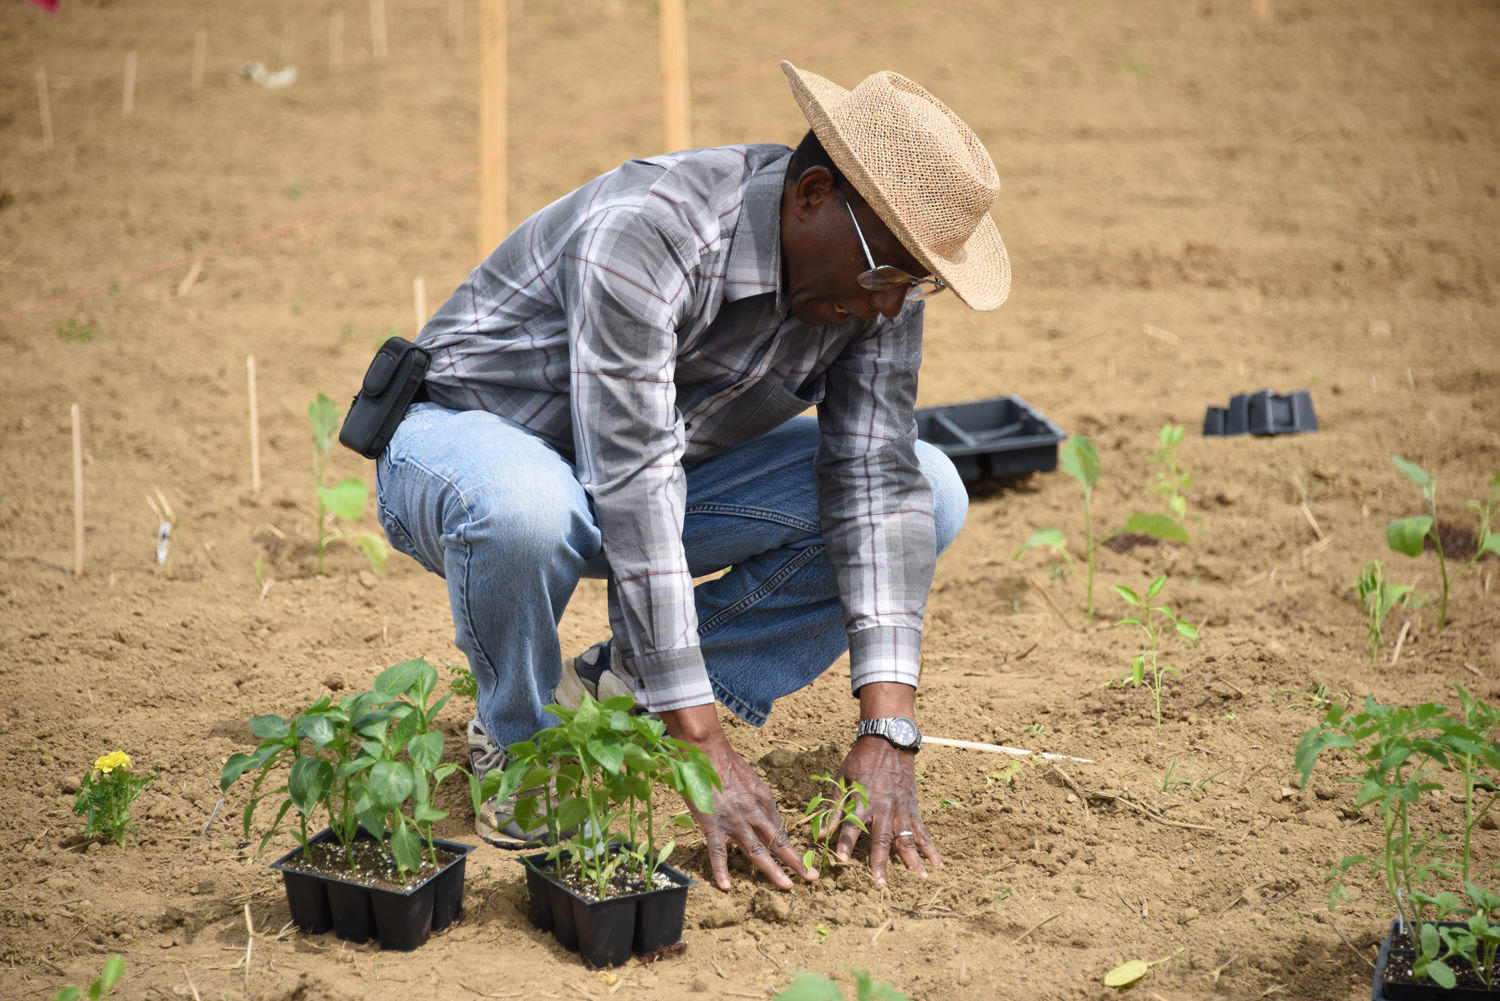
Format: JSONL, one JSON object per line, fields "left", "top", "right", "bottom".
{"left": 330, "top": 10, "right": 344, "bottom": 73}
{"left": 71, "top": 403, "right": 84, "bottom": 575}
{"left": 192, "top": 29, "right": 206, "bottom": 89}
{"left": 36, "top": 67, "right": 53, "bottom": 150}
{"left": 123, "top": 49, "right": 138, "bottom": 117}
{"left": 247, "top": 356, "right": 262, "bottom": 495}
{"left": 413, "top": 277, "right": 426, "bottom": 335}
{"left": 370, "top": 0, "right": 388, "bottom": 60}
{"left": 658, "top": 0, "right": 690, "bottom": 152}
{"left": 924, "top": 734, "right": 1093, "bottom": 764}
{"left": 477, "top": 0, "right": 507, "bottom": 257}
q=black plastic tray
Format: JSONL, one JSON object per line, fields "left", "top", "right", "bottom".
{"left": 915, "top": 395, "right": 1068, "bottom": 482}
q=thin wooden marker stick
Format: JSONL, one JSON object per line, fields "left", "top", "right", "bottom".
{"left": 72, "top": 404, "right": 85, "bottom": 575}
{"left": 923, "top": 735, "right": 1093, "bottom": 764}
{"left": 192, "top": 29, "right": 206, "bottom": 89}
{"left": 477, "top": 0, "right": 507, "bottom": 257}
{"left": 448, "top": 0, "right": 462, "bottom": 49}
{"left": 1390, "top": 619, "right": 1410, "bottom": 666}
{"left": 123, "top": 49, "right": 138, "bottom": 117}
{"left": 658, "top": 0, "right": 690, "bottom": 152}
{"left": 330, "top": 10, "right": 343, "bottom": 73}
{"left": 247, "top": 356, "right": 261, "bottom": 495}
{"left": 36, "top": 67, "right": 54, "bottom": 150}
{"left": 413, "top": 277, "right": 426, "bottom": 335}
{"left": 370, "top": 0, "right": 388, "bottom": 60}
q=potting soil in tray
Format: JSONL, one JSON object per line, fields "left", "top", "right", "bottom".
{"left": 278, "top": 834, "right": 463, "bottom": 892}
{"left": 1372, "top": 920, "right": 1500, "bottom": 1000}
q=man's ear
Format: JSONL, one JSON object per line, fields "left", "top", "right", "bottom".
{"left": 789, "top": 165, "right": 837, "bottom": 222}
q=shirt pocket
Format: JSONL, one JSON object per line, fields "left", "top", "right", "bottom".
{"left": 690, "top": 375, "right": 826, "bottom": 454}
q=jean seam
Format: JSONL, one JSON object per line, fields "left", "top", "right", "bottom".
{"left": 684, "top": 501, "right": 821, "bottom": 535}
{"left": 697, "top": 542, "right": 826, "bottom": 636}
{"left": 711, "top": 677, "right": 766, "bottom": 728}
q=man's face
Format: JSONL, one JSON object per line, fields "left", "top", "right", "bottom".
{"left": 780, "top": 167, "right": 930, "bottom": 327}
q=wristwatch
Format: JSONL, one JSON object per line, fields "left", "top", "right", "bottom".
{"left": 856, "top": 716, "right": 923, "bottom": 752}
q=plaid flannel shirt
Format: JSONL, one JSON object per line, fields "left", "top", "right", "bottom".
{"left": 417, "top": 144, "right": 935, "bottom": 712}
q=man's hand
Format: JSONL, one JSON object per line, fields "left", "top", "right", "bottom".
{"left": 834, "top": 736, "right": 943, "bottom": 884}
{"left": 661, "top": 704, "right": 817, "bottom": 892}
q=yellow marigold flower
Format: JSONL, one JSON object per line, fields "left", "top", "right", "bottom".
{"left": 93, "top": 751, "right": 133, "bottom": 775}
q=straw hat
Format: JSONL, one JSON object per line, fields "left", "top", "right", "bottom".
{"left": 781, "top": 61, "right": 1010, "bottom": 311}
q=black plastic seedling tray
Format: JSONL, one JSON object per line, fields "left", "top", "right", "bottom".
{"left": 915, "top": 395, "right": 1068, "bottom": 482}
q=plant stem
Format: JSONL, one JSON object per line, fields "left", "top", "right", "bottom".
{"left": 1083, "top": 487, "right": 1095, "bottom": 620}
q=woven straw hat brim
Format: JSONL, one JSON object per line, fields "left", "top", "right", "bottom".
{"left": 782, "top": 61, "right": 1011, "bottom": 311}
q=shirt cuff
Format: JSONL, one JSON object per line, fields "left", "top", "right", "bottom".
{"left": 847, "top": 625, "right": 923, "bottom": 694}
{"left": 626, "top": 645, "right": 716, "bottom": 713}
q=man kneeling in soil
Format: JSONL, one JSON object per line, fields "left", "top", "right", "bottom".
{"left": 375, "top": 62, "right": 1010, "bottom": 890}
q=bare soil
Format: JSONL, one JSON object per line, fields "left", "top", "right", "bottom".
{"left": 2, "top": 1, "right": 1498, "bottom": 999}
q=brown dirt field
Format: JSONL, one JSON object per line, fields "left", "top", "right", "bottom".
{"left": 3, "top": 1, "right": 1499, "bottom": 999}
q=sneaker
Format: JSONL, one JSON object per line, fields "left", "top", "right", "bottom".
{"left": 554, "top": 640, "right": 638, "bottom": 711}
{"left": 468, "top": 717, "right": 550, "bottom": 849}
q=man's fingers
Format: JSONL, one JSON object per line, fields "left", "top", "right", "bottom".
{"left": 894, "top": 829, "right": 928, "bottom": 879}
{"left": 833, "top": 817, "right": 862, "bottom": 863}
{"left": 916, "top": 829, "right": 945, "bottom": 870}
{"left": 868, "top": 829, "right": 892, "bottom": 885}
{"left": 734, "top": 831, "right": 794, "bottom": 890}
{"left": 767, "top": 823, "right": 818, "bottom": 882}
{"left": 705, "top": 827, "right": 733, "bottom": 891}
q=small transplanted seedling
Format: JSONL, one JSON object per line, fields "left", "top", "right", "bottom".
{"left": 50, "top": 954, "right": 124, "bottom": 1001}
{"left": 1114, "top": 574, "right": 1199, "bottom": 726}
{"left": 1386, "top": 458, "right": 1500, "bottom": 629}
{"left": 1146, "top": 423, "right": 1193, "bottom": 521}
{"left": 772, "top": 968, "right": 912, "bottom": 1001}
{"left": 308, "top": 393, "right": 386, "bottom": 576}
{"left": 1354, "top": 560, "right": 1421, "bottom": 660}
{"left": 801, "top": 773, "right": 868, "bottom": 873}
{"left": 1015, "top": 434, "right": 1190, "bottom": 620}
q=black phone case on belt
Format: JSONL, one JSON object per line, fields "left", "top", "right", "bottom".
{"left": 337, "top": 336, "right": 431, "bottom": 459}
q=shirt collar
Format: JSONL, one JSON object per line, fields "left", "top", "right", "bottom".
{"left": 722, "top": 152, "right": 790, "bottom": 307}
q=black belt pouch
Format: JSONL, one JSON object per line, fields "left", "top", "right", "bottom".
{"left": 338, "top": 336, "right": 431, "bottom": 459}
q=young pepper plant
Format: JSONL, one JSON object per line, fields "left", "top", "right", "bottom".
{"left": 308, "top": 393, "right": 386, "bottom": 576}
{"left": 1113, "top": 575, "right": 1199, "bottom": 725}
{"left": 1386, "top": 459, "right": 1500, "bottom": 629}
{"left": 1015, "top": 434, "right": 1190, "bottom": 620}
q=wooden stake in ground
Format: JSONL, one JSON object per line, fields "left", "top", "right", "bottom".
{"left": 36, "top": 67, "right": 53, "bottom": 150}
{"left": 330, "top": 10, "right": 344, "bottom": 73}
{"left": 71, "top": 403, "right": 84, "bottom": 576}
{"left": 477, "top": 0, "right": 507, "bottom": 257}
{"left": 658, "top": 0, "right": 690, "bottom": 152}
{"left": 192, "top": 29, "right": 206, "bottom": 89}
{"left": 370, "top": 0, "right": 388, "bottom": 60}
{"left": 246, "top": 356, "right": 261, "bottom": 495}
{"left": 123, "top": 49, "right": 138, "bottom": 117}
{"left": 413, "top": 277, "right": 426, "bottom": 335}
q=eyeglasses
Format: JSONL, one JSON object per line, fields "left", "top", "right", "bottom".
{"left": 840, "top": 188, "right": 947, "bottom": 301}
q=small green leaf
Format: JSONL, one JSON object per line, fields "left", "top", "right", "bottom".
{"left": 1112, "top": 585, "right": 1139, "bottom": 604}
{"left": 1014, "top": 527, "right": 1065, "bottom": 559}
{"left": 287, "top": 756, "right": 333, "bottom": 817}
{"left": 1425, "top": 959, "right": 1457, "bottom": 990}
{"left": 1147, "top": 575, "right": 1166, "bottom": 598}
{"left": 1387, "top": 516, "right": 1433, "bottom": 557}
{"left": 54, "top": 989, "right": 81, "bottom": 1001}
{"left": 375, "top": 659, "right": 426, "bottom": 698}
{"left": 99, "top": 955, "right": 124, "bottom": 992}
{"left": 390, "top": 824, "right": 421, "bottom": 874}
{"left": 408, "top": 730, "right": 443, "bottom": 772}
{"left": 1060, "top": 435, "right": 1101, "bottom": 489}
{"left": 319, "top": 478, "right": 368, "bottom": 523}
{"left": 308, "top": 393, "right": 341, "bottom": 453}
{"left": 296, "top": 714, "right": 336, "bottom": 748}
{"left": 771, "top": 972, "right": 845, "bottom": 1001}
{"left": 368, "top": 759, "right": 414, "bottom": 811}
{"left": 1175, "top": 621, "right": 1199, "bottom": 639}
{"left": 352, "top": 533, "right": 388, "bottom": 573}
{"left": 249, "top": 715, "right": 290, "bottom": 739}
{"left": 1104, "top": 959, "right": 1150, "bottom": 987}
{"left": 1122, "top": 512, "right": 1190, "bottom": 544}
{"left": 1391, "top": 455, "right": 1432, "bottom": 490}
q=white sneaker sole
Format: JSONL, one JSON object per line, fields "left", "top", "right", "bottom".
{"left": 554, "top": 654, "right": 634, "bottom": 710}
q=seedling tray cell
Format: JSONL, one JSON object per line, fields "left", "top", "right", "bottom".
{"left": 915, "top": 395, "right": 1068, "bottom": 482}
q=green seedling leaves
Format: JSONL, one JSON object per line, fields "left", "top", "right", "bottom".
{"left": 1121, "top": 512, "right": 1190, "bottom": 544}
{"left": 1013, "top": 527, "right": 1066, "bottom": 560}
{"left": 249, "top": 715, "right": 290, "bottom": 740}
{"left": 308, "top": 393, "right": 341, "bottom": 454}
{"left": 318, "top": 478, "right": 368, "bottom": 523}
{"left": 1060, "top": 435, "right": 1101, "bottom": 490}
{"left": 1387, "top": 516, "right": 1434, "bottom": 558}
{"left": 1393, "top": 455, "right": 1434, "bottom": 495}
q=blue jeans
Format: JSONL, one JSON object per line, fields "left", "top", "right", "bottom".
{"left": 375, "top": 405, "right": 968, "bottom": 746}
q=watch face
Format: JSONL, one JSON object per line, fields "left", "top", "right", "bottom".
{"left": 888, "top": 717, "right": 918, "bottom": 747}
